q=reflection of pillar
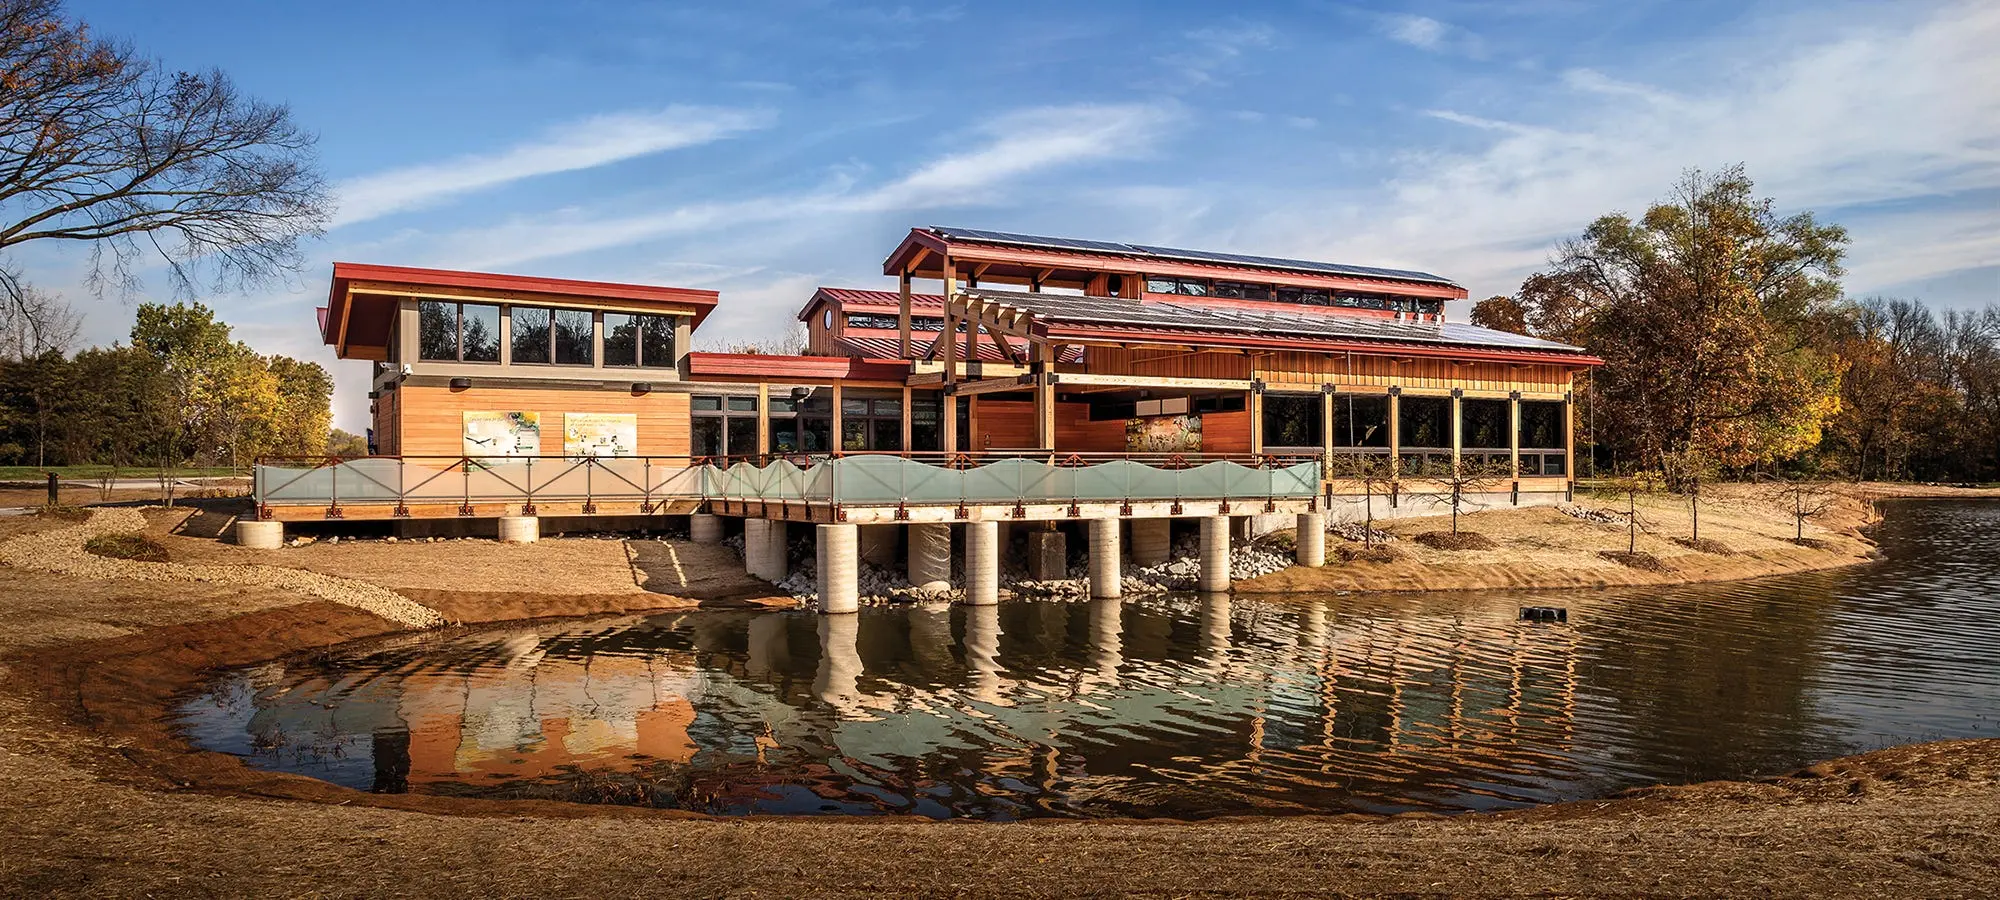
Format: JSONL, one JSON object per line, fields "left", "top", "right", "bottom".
{"left": 816, "top": 523, "right": 859, "bottom": 613}
{"left": 1300, "top": 599, "right": 1327, "bottom": 651}
{"left": 1130, "top": 518, "right": 1171, "bottom": 567}
{"left": 1198, "top": 516, "right": 1231, "bottom": 592}
{"left": 746, "top": 613, "right": 790, "bottom": 677}
{"left": 1295, "top": 512, "right": 1325, "bottom": 567}
{"left": 963, "top": 603, "right": 1004, "bottom": 703}
{"left": 814, "top": 614, "right": 863, "bottom": 713}
{"left": 371, "top": 728, "right": 412, "bottom": 794}
{"left": 908, "top": 603, "right": 954, "bottom": 675}
{"left": 1089, "top": 597, "right": 1123, "bottom": 682}
{"left": 1200, "top": 592, "right": 1233, "bottom": 666}
{"left": 1088, "top": 517, "right": 1121, "bottom": 598}
{"left": 964, "top": 520, "right": 999, "bottom": 606}
{"left": 908, "top": 523, "right": 952, "bottom": 590}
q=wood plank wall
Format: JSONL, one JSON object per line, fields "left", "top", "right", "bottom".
{"left": 395, "top": 386, "right": 692, "bottom": 458}
{"left": 1079, "top": 346, "right": 1571, "bottom": 395}
{"left": 1202, "top": 410, "right": 1252, "bottom": 454}
{"left": 373, "top": 388, "right": 401, "bottom": 455}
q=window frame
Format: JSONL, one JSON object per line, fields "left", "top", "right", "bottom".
{"left": 416, "top": 300, "right": 504, "bottom": 364}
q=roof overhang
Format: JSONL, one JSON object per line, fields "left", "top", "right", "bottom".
{"left": 686, "top": 352, "right": 913, "bottom": 382}
{"left": 322, "top": 262, "right": 723, "bottom": 360}
{"left": 1041, "top": 323, "right": 1603, "bottom": 367}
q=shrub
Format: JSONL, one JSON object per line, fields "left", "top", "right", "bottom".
{"left": 1597, "top": 549, "right": 1666, "bottom": 571}
{"left": 1413, "top": 531, "right": 1498, "bottom": 551}
{"left": 1671, "top": 536, "right": 1735, "bottom": 555}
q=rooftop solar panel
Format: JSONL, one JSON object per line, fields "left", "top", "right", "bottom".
{"left": 930, "top": 226, "right": 1460, "bottom": 287}
{"left": 961, "top": 288, "right": 1587, "bottom": 355}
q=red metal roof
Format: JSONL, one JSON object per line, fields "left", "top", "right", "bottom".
{"left": 836, "top": 335, "right": 1085, "bottom": 364}
{"left": 325, "top": 262, "right": 722, "bottom": 346}
{"left": 796, "top": 286, "right": 945, "bottom": 322}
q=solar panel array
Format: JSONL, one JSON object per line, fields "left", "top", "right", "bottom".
{"left": 962, "top": 288, "right": 1587, "bottom": 354}
{"left": 931, "top": 226, "right": 1460, "bottom": 287}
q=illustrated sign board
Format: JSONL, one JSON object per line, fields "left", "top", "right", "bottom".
{"left": 564, "top": 412, "right": 638, "bottom": 458}
{"left": 463, "top": 411, "right": 541, "bottom": 457}
{"left": 1126, "top": 414, "right": 1202, "bottom": 453}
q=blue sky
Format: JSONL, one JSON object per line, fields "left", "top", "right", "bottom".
{"left": 39, "top": 0, "right": 2000, "bottom": 430}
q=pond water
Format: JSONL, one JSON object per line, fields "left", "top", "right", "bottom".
{"left": 172, "top": 499, "right": 2000, "bottom": 819}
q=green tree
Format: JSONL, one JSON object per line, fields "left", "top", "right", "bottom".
{"left": 1469, "top": 295, "right": 1528, "bottom": 334}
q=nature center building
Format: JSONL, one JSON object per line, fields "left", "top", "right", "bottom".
{"left": 277, "top": 226, "right": 1601, "bottom": 608}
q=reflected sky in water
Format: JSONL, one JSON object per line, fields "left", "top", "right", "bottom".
{"left": 174, "top": 500, "right": 2000, "bottom": 818}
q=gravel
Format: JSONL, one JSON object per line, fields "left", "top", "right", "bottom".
{"left": 1558, "top": 502, "right": 1632, "bottom": 526}
{"left": 0, "top": 508, "right": 445, "bottom": 628}
{"left": 1328, "top": 522, "right": 1397, "bottom": 544}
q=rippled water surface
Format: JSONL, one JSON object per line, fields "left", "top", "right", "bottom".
{"left": 174, "top": 500, "right": 2000, "bottom": 818}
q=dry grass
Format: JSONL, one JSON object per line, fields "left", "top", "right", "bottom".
{"left": 1336, "top": 544, "right": 1399, "bottom": 564}
{"left": 81, "top": 533, "right": 168, "bottom": 563}
{"left": 1413, "top": 530, "right": 1498, "bottom": 551}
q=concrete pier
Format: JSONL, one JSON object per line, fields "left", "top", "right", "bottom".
{"left": 1027, "top": 527, "right": 1066, "bottom": 581}
{"left": 497, "top": 516, "right": 539, "bottom": 544}
{"left": 964, "top": 520, "right": 1000, "bottom": 606}
{"left": 1198, "top": 515, "right": 1231, "bottom": 592}
{"left": 744, "top": 518, "right": 787, "bottom": 582}
{"left": 815, "top": 523, "right": 859, "bottom": 613}
{"left": 1295, "top": 512, "right": 1326, "bottom": 567}
{"left": 1088, "top": 517, "right": 1122, "bottom": 599}
{"left": 234, "top": 519, "right": 283, "bottom": 549}
{"left": 1129, "top": 518, "right": 1172, "bottom": 567}
{"left": 908, "top": 522, "right": 952, "bottom": 590}
{"left": 689, "top": 513, "right": 723, "bottom": 543}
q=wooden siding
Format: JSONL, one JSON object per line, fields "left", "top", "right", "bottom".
{"left": 395, "top": 386, "right": 691, "bottom": 458}
{"left": 972, "top": 400, "right": 1038, "bottom": 450}
{"left": 373, "top": 388, "right": 401, "bottom": 455}
{"left": 1203, "top": 410, "right": 1252, "bottom": 454}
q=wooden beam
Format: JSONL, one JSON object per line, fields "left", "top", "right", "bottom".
{"left": 964, "top": 294, "right": 981, "bottom": 365}
{"left": 830, "top": 381, "right": 844, "bottom": 451}
{"left": 901, "top": 384, "right": 913, "bottom": 451}
{"left": 334, "top": 292, "right": 354, "bottom": 357}
{"left": 1033, "top": 343, "right": 1055, "bottom": 451}
{"left": 941, "top": 256, "right": 958, "bottom": 384}
{"left": 946, "top": 375, "right": 1035, "bottom": 396}
{"left": 1050, "top": 372, "right": 1255, "bottom": 392}
{"left": 756, "top": 383, "right": 770, "bottom": 455}
{"left": 1249, "top": 385, "right": 1264, "bottom": 456}
{"left": 985, "top": 325, "right": 1017, "bottom": 362}
{"left": 898, "top": 271, "right": 913, "bottom": 359}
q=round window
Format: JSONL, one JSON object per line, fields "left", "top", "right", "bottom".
{"left": 823, "top": 309, "right": 833, "bottom": 329}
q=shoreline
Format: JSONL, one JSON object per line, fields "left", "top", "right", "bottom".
{"left": 1, "top": 487, "right": 1998, "bottom": 894}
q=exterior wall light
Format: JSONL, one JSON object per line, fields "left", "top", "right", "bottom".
{"left": 449, "top": 377, "right": 472, "bottom": 391}
{"left": 631, "top": 382, "right": 652, "bottom": 394}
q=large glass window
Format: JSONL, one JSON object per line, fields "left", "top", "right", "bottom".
{"left": 910, "top": 396, "right": 941, "bottom": 451}
{"left": 418, "top": 300, "right": 501, "bottom": 362}
{"left": 554, "top": 309, "right": 593, "bottom": 365}
{"left": 1462, "top": 398, "right": 1510, "bottom": 450}
{"left": 691, "top": 394, "right": 760, "bottom": 458}
{"left": 1398, "top": 396, "right": 1451, "bottom": 448}
{"left": 838, "top": 393, "right": 903, "bottom": 451}
{"left": 1520, "top": 401, "right": 1565, "bottom": 449}
{"left": 1331, "top": 395, "right": 1390, "bottom": 447}
{"left": 605, "top": 313, "right": 677, "bottom": 368}
{"left": 1261, "top": 393, "right": 1322, "bottom": 448}
{"left": 1145, "top": 277, "right": 1211, "bottom": 296}
{"left": 511, "top": 307, "right": 552, "bottom": 364}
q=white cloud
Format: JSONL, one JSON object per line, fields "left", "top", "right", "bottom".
{"left": 1255, "top": 0, "right": 2000, "bottom": 304}
{"left": 1155, "top": 23, "right": 1275, "bottom": 89}
{"left": 416, "top": 103, "right": 1177, "bottom": 270}
{"left": 1384, "top": 15, "right": 1446, "bottom": 51}
{"left": 332, "top": 106, "right": 773, "bottom": 227}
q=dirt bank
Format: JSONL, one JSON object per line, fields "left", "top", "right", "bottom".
{"left": 1241, "top": 481, "right": 1997, "bottom": 595}
{"left": 3, "top": 505, "right": 1999, "bottom": 896}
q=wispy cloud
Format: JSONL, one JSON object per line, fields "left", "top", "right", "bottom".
{"left": 1155, "top": 23, "right": 1275, "bottom": 89}
{"left": 1383, "top": 15, "right": 1447, "bottom": 51}
{"left": 332, "top": 106, "right": 774, "bottom": 227}
{"left": 420, "top": 103, "right": 1178, "bottom": 269}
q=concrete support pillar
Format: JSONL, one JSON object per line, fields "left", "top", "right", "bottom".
{"left": 745, "top": 518, "right": 787, "bottom": 582}
{"left": 1088, "top": 517, "right": 1122, "bottom": 598}
{"left": 234, "top": 519, "right": 283, "bottom": 549}
{"left": 964, "top": 520, "right": 1000, "bottom": 606}
{"left": 498, "top": 516, "right": 540, "bottom": 544}
{"left": 1198, "top": 515, "right": 1231, "bottom": 593}
{"left": 689, "top": 513, "right": 723, "bottom": 544}
{"left": 815, "top": 523, "right": 859, "bottom": 614}
{"left": 1129, "top": 518, "right": 1172, "bottom": 567}
{"left": 1027, "top": 527, "right": 1067, "bottom": 581}
{"left": 1295, "top": 512, "right": 1326, "bottom": 568}
{"left": 907, "top": 523, "right": 952, "bottom": 590}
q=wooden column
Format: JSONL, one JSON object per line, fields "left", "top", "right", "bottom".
{"left": 1449, "top": 388, "right": 1462, "bottom": 470}
{"left": 900, "top": 384, "right": 913, "bottom": 453}
{"left": 1033, "top": 343, "right": 1056, "bottom": 452}
{"left": 897, "top": 271, "right": 913, "bottom": 359}
{"left": 968, "top": 396, "right": 982, "bottom": 451}
{"left": 1508, "top": 391, "right": 1522, "bottom": 482}
{"left": 1387, "top": 387, "right": 1402, "bottom": 479}
{"left": 1320, "top": 386, "right": 1336, "bottom": 478}
{"left": 942, "top": 392, "right": 958, "bottom": 453}
{"left": 940, "top": 257, "right": 958, "bottom": 385}
{"left": 830, "top": 381, "right": 844, "bottom": 452}
{"left": 964, "top": 294, "right": 981, "bottom": 367}
{"left": 1248, "top": 383, "right": 1264, "bottom": 455}
{"left": 1563, "top": 390, "right": 1576, "bottom": 485}
{"left": 755, "top": 384, "right": 770, "bottom": 455}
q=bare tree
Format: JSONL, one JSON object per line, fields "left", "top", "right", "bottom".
{"left": 1599, "top": 469, "right": 1663, "bottom": 554}
{"left": 1409, "top": 458, "right": 1512, "bottom": 534}
{"left": 0, "top": 0, "right": 330, "bottom": 321}
{"left": 0, "top": 282, "right": 76, "bottom": 359}
{"left": 1765, "top": 477, "right": 1835, "bottom": 543}
{"left": 1327, "top": 451, "right": 1394, "bottom": 546}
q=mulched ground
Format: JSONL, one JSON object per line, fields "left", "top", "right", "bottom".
{"left": 1413, "top": 530, "right": 1499, "bottom": 551}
